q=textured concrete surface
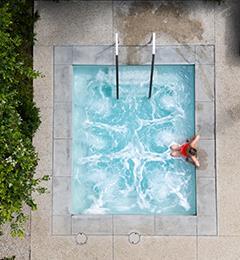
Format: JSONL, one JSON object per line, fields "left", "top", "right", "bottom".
{"left": 33, "top": 107, "right": 53, "bottom": 173}
{"left": 35, "top": 1, "right": 113, "bottom": 45}
{"left": 113, "top": 1, "right": 214, "bottom": 45}
{"left": 33, "top": 46, "right": 53, "bottom": 108}
{"left": 2, "top": 0, "right": 240, "bottom": 259}
{"left": 0, "top": 217, "right": 30, "bottom": 260}
{"left": 198, "top": 237, "right": 240, "bottom": 260}
{"left": 215, "top": 1, "right": 240, "bottom": 240}
{"left": 114, "top": 236, "right": 196, "bottom": 260}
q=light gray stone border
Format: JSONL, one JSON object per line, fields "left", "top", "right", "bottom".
{"left": 52, "top": 45, "right": 216, "bottom": 237}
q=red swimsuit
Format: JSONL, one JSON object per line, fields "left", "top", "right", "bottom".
{"left": 179, "top": 143, "right": 190, "bottom": 158}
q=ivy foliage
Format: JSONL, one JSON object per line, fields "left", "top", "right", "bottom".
{"left": 0, "top": 1, "right": 49, "bottom": 237}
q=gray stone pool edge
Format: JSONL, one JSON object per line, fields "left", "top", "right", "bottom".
{"left": 52, "top": 45, "right": 216, "bottom": 237}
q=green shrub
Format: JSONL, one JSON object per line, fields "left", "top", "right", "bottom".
{"left": 0, "top": 256, "right": 16, "bottom": 260}
{"left": 0, "top": 0, "right": 40, "bottom": 139}
{"left": 0, "top": 2, "right": 48, "bottom": 237}
{"left": 0, "top": 93, "right": 48, "bottom": 237}
{"left": 203, "top": 0, "right": 224, "bottom": 4}
{"left": 17, "top": 84, "right": 41, "bottom": 138}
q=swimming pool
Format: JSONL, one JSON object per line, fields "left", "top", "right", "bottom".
{"left": 72, "top": 65, "right": 196, "bottom": 215}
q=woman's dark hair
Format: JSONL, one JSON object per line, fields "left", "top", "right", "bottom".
{"left": 189, "top": 147, "right": 197, "bottom": 156}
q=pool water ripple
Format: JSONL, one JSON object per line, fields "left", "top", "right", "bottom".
{"left": 72, "top": 65, "right": 196, "bottom": 215}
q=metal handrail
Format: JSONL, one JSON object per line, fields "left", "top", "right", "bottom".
{"left": 148, "top": 32, "right": 155, "bottom": 99}
{"left": 115, "top": 33, "right": 119, "bottom": 99}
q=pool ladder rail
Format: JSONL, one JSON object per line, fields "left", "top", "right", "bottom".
{"left": 114, "top": 32, "right": 156, "bottom": 99}
{"left": 115, "top": 33, "right": 119, "bottom": 99}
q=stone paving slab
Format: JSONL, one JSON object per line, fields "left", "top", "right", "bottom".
{"left": 52, "top": 215, "right": 72, "bottom": 235}
{"left": 113, "top": 215, "right": 154, "bottom": 235}
{"left": 198, "top": 139, "right": 215, "bottom": 178}
{"left": 196, "top": 64, "right": 214, "bottom": 102}
{"left": 54, "top": 65, "right": 72, "bottom": 102}
{"left": 52, "top": 177, "right": 71, "bottom": 215}
{"left": 72, "top": 215, "right": 112, "bottom": 235}
{"left": 118, "top": 46, "right": 152, "bottom": 65}
{"left": 196, "top": 101, "right": 215, "bottom": 139}
{"left": 54, "top": 46, "right": 73, "bottom": 65}
{"left": 155, "top": 45, "right": 195, "bottom": 64}
{"left": 116, "top": 44, "right": 197, "bottom": 65}
{"left": 73, "top": 46, "right": 114, "bottom": 65}
{"left": 197, "top": 177, "right": 216, "bottom": 217}
{"left": 54, "top": 102, "right": 72, "bottom": 139}
{"left": 197, "top": 215, "right": 216, "bottom": 236}
{"left": 155, "top": 216, "right": 197, "bottom": 236}
{"left": 53, "top": 139, "right": 71, "bottom": 177}
{"left": 196, "top": 45, "right": 214, "bottom": 65}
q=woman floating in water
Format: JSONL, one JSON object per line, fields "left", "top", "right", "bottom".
{"left": 170, "top": 135, "right": 200, "bottom": 167}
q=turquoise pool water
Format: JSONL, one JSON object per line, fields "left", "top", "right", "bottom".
{"left": 72, "top": 65, "right": 196, "bottom": 215}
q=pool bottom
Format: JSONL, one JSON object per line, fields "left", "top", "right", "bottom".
{"left": 72, "top": 65, "right": 196, "bottom": 215}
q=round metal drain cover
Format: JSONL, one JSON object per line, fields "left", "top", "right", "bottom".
{"left": 76, "top": 232, "right": 88, "bottom": 245}
{"left": 128, "top": 232, "right": 140, "bottom": 245}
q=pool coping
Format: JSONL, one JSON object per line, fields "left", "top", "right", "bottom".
{"left": 52, "top": 45, "right": 216, "bottom": 237}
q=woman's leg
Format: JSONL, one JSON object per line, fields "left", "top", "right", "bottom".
{"left": 190, "top": 155, "right": 200, "bottom": 167}
{"left": 170, "top": 151, "right": 181, "bottom": 157}
{"left": 170, "top": 144, "right": 180, "bottom": 151}
{"left": 190, "top": 135, "right": 200, "bottom": 148}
